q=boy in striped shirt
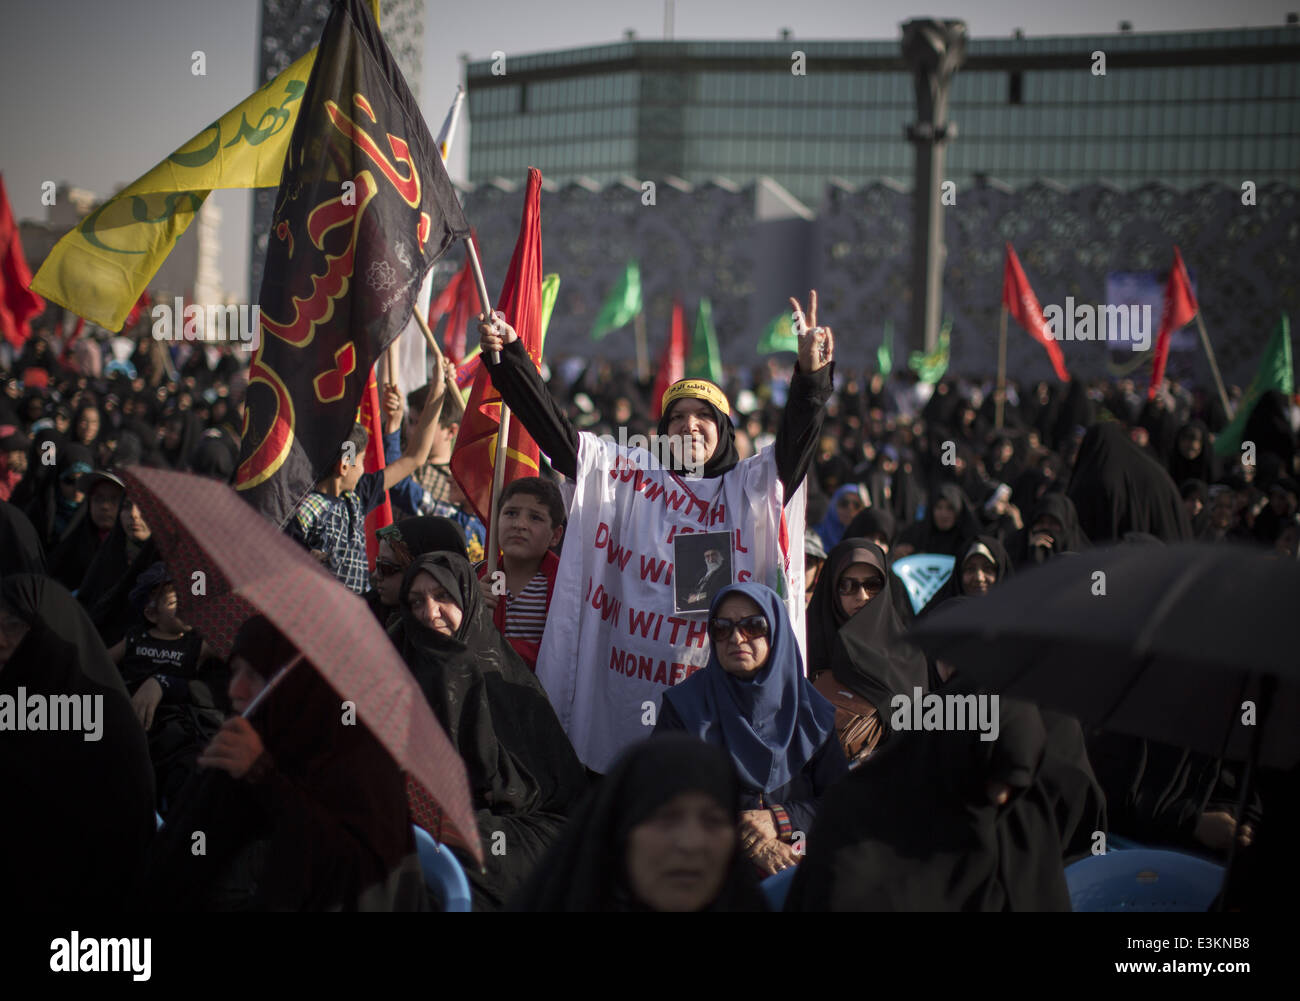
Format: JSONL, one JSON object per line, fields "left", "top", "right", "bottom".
{"left": 477, "top": 477, "right": 565, "bottom": 671}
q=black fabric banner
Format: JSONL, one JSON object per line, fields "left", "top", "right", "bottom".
{"left": 236, "top": 0, "right": 469, "bottom": 526}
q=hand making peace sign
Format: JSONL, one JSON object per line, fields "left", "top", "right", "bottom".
{"left": 790, "top": 290, "right": 834, "bottom": 373}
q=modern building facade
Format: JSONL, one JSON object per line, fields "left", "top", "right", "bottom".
{"left": 466, "top": 26, "right": 1300, "bottom": 205}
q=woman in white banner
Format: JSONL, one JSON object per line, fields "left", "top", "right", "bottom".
{"left": 479, "top": 293, "right": 834, "bottom": 773}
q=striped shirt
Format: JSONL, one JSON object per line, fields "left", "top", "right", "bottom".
{"left": 503, "top": 571, "right": 550, "bottom": 642}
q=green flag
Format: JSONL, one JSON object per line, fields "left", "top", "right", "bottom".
{"left": 877, "top": 320, "right": 894, "bottom": 376}
{"left": 590, "top": 260, "right": 642, "bottom": 340}
{"left": 908, "top": 317, "right": 951, "bottom": 384}
{"left": 757, "top": 311, "right": 798, "bottom": 355}
{"left": 540, "top": 273, "right": 561, "bottom": 340}
{"left": 687, "top": 298, "right": 723, "bottom": 384}
{"left": 1214, "top": 314, "right": 1293, "bottom": 457}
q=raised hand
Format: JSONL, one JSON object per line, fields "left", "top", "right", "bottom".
{"left": 478, "top": 310, "right": 518, "bottom": 355}
{"left": 790, "top": 290, "right": 833, "bottom": 372}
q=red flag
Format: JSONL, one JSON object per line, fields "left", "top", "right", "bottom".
{"left": 0, "top": 174, "right": 44, "bottom": 349}
{"left": 450, "top": 168, "right": 545, "bottom": 531}
{"left": 359, "top": 369, "right": 392, "bottom": 567}
{"left": 651, "top": 299, "right": 688, "bottom": 418}
{"left": 1147, "top": 246, "right": 1199, "bottom": 399}
{"left": 123, "top": 291, "right": 151, "bottom": 330}
{"left": 428, "top": 234, "right": 481, "bottom": 365}
{"left": 1002, "top": 243, "right": 1069, "bottom": 383}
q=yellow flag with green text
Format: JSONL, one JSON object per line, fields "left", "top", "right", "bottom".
{"left": 31, "top": 49, "right": 316, "bottom": 330}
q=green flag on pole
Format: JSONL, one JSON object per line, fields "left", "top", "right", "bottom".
{"left": 687, "top": 298, "right": 723, "bottom": 383}
{"left": 877, "top": 320, "right": 894, "bottom": 376}
{"left": 757, "top": 311, "right": 798, "bottom": 355}
{"left": 1213, "top": 314, "right": 1293, "bottom": 457}
{"left": 590, "top": 260, "right": 642, "bottom": 340}
{"left": 540, "top": 273, "right": 561, "bottom": 340}
{"left": 908, "top": 317, "right": 951, "bottom": 384}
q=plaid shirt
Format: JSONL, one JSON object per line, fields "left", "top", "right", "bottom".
{"left": 414, "top": 461, "right": 454, "bottom": 505}
{"left": 289, "top": 471, "right": 385, "bottom": 594}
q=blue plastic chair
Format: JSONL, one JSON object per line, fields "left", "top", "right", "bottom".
{"left": 1066, "top": 848, "right": 1225, "bottom": 912}
{"left": 760, "top": 866, "right": 798, "bottom": 911}
{"left": 413, "top": 825, "right": 472, "bottom": 912}
{"left": 890, "top": 553, "right": 956, "bottom": 614}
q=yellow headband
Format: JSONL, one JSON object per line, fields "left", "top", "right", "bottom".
{"left": 661, "top": 379, "right": 731, "bottom": 417}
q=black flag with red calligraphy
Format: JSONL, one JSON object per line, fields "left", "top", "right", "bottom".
{"left": 236, "top": 0, "right": 469, "bottom": 526}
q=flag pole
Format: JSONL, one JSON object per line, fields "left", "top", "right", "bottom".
{"left": 462, "top": 237, "right": 508, "bottom": 569}
{"left": 995, "top": 305, "right": 1008, "bottom": 430}
{"left": 411, "top": 305, "right": 457, "bottom": 404}
{"left": 634, "top": 309, "right": 650, "bottom": 383}
{"left": 1195, "top": 312, "right": 1234, "bottom": 419}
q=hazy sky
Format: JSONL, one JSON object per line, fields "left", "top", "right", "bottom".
{"left": 2, "top": 0, "right": 1294, "bottom": 301}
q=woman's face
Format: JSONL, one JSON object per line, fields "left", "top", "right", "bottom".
{"left": 932, "top": 497, "right": 957, "bottom": 531}
{"left": 625, "top": 791, "right": 735, "bottom": 912}
{"left": 961, "top": 553, "right": 998, "bottom": 595}
{"left": 76, "top": 407, "right": 100, "bottom": 443}
{"left": 407, "top": 571, "right": 463, "bottom": 635}
{"left": 835, "top": 490, "right": 864, "bottom": 525}
{"left": 1178, "top": 431, "right": 1203, "bottom": 459}
{"left": 710, "top": 594, "right": 770, "bottom": 678}
{"left": 89, "top": 483, "right": 123, "bottom": 532}
{"left": 374, "top": 538, "right": 405, "bottom": 607}
{"left": 119, "top": 499, "right": 151, "bottom": 541}
{"left": 227, "top": 655, "right": 268, "bottom": 715}
{"left": 837, "top": 560, "right": 884, "bottom": 619}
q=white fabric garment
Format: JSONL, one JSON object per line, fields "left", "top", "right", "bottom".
{"left": 536, "top": 432, "right": 806, "bottom": 772}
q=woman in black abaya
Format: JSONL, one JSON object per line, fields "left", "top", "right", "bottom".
{"left": 509, "top": 735, "right": 767, "bottom": 912}
{"left": 139, "top": 615, "right": 427, "bottom": 911}
{"left": 0, "top": 574, "right": 155, "bottom": 911}
{"left": 1007, "top": 491, "right": 1091, "bottom": 568}
{"left": 1067, "top": 422, "right": 1192, "bottom": 543}
{"left": 0, "top": 500, "right": 46, "bottom": 575}
{"left": 816, "top": 540, "right": 930, "bottom": 766}
{"left": 895, "top": 482, "right": 982, "bottom": 558}
{"left": 918, "top": 534, "right": 1015, "bottom": 617}
{"left": 784, "top": 695, "right": 1083, "bottom": 911}
{"left": 397, "top": 552, "right": 588, "bottom": 911}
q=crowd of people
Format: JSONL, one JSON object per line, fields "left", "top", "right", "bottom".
{"left": 1, "top": 304, "right": 1297, "bottom": 912}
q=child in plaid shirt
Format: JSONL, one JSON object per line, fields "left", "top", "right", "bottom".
{"left": 290, "top": 375, "right": 446, "bottom": 593}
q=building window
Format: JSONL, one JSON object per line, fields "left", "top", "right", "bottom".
{"left": 1009, "top": 71, "right": 1023, "bottom": 105}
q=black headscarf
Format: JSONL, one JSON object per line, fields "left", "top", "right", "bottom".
{"left": 807, "top": 538, "right": 902, "bottom": 673}
{"left": 898, "top": 482, "right": 982, "bottom": 557}
{"left": 1067, "top": 422, "right": 1192, "bottom": 543}
{"left": 826, "top": 541, "right": 929, "bottom": 716}
{"left": 392, "top": 515, "right": 468, "bottom": 561}
{"left": 1168, "top": 420, "right": 1218, "bottom": 485}
{"left": 0, "top": 500, "right": 46, "bottom": 575}
{"left": 1010, "top": 491, "right": 1091, "bottom": 567}
{"left": 784, "top": 693, "right": 1075, "bottom": 911}
{"left": 397, "top": 552, "right": 587, "bottom": 911}
{"left": 919, "top": 534, "right": 1016, "bottom": 616}
{"left": 509, "top": 735, "right": 767, "bottom": 912}
{"left": 139, "top": 615, "right": 425, "bottom": 912}
{"left": 75, "top": 504, "right": 159, "bottom": 646}
{"left": 0, "top": 574, "right": 155, "bottom": 911}
{"left": 655, "top": 396, "right": 739, "bottom": 478}
{"left": 844, "top": 506, "right": 897, "bottom": 549}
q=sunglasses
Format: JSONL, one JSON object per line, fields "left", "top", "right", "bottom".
{"left": 837, "top": 575, "right": 884, "bottom": 596}
{"left": 707, "top": 615, "right": 770, "bottom": 644}
{"left": 374, "top": 559, "right": 404, "bottom": 578}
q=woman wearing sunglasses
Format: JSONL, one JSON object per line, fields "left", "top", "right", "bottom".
{"left": 804, "top": 538, "right": 930, "bottom": 766}
{"left": 364, "top": 516, "right": 468, "bottom": 629}
{"left": 654, "top": 582, "right": 847, "bottom": 877}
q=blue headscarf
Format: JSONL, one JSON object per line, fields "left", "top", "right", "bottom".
{"left": 662, "top": 582, "right": 836, "bottom": 794}
{"left": 816, "top": 484, "right": 867, "bottom": 550}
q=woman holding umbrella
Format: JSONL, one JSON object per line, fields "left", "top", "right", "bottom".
{"left": 140, "top": 615, "right": 428, "bottom": 911}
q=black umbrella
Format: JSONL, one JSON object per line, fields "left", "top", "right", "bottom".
{"left": 907, "top": 543, "right": 1300, "bottom": 769}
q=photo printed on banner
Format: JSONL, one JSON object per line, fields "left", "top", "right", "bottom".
{"left": 674, "top": 530, "right": 733, "bottom": 613}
